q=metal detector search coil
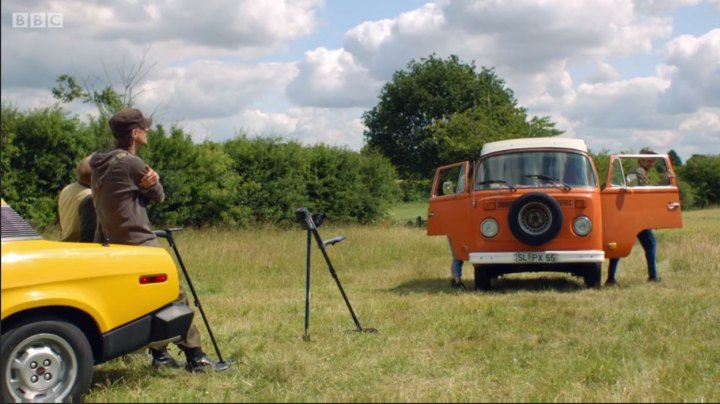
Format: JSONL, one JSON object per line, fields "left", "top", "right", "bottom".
{"left": 296, "top": 207, "right": 377, "bottom": 341}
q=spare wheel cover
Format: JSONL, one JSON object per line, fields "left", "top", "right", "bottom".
{"left": 508, "top": 192, "right": 563, "bottom": 246}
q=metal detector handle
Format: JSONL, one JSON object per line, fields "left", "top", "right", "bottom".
{"left": 153, "top": 227, "right": 184, "bottom": 239}
{"left": 153, "top": 227, "right": 227, "bottom": 366}
{"left": 323, "top": 236, "right": 346, "bottom": 247}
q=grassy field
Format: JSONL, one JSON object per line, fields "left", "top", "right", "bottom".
{"left": 387, "top": 201, "right": 428, "bottom": 224}
{"left": 80, "top": 208, "right": 719, "bottom": 402}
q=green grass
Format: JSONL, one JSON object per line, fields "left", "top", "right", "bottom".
{"left": 77, "top": 209, "right": 719, "bottom": 402}
{"left": 387, "top": 201, "right": 428, "bottom": 222}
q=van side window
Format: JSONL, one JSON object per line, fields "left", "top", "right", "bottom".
{"left": 609, "top": 159, "right": 626, "bottom": 188}
{"left": 435, "top": 164, "right": 467, "bottom": 197}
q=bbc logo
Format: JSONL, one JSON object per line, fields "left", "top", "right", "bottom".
{"left": 12, "top": 13, "right": 64, "bottom": 28}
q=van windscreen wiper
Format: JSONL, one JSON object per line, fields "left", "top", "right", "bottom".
{"left": 476, "top": 179, "right": 517, "bottom": 192}
{"left": 525, "top": 174, "right": 571, "bottom": 191}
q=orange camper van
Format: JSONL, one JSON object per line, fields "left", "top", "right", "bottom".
{"left": 427, "top": 137, "right": 682, "bottom": 290}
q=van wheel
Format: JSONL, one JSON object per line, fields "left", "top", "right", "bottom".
{"left": 508, "top": 192, "right": 563, "bottom": 246}
{"left": 582, "top": 263, "right": 602, "bottom": 288}
{"left": 1, "top": 319, "right": 94, "bottom": 403}
{"left": 474, "top": 265, "right": 492, "bottom": 291}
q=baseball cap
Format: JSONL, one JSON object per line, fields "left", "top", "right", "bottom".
{"left": 109, "top": 108, "right": 152, "bottom": 138}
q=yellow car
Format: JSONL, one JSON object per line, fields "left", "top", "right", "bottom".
{"left": 1, "top": 199, "right": 193, "bottom": 402}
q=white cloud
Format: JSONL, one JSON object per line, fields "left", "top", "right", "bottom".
{"left": 343, "top": 19, "right": 394, "bottom": 66}
{"left": 177, "top": 110, "right": 296, "bottom": 143}
{"left": 0, "top": 0, "right": 321, "bottom": 91}
{"left": 633, "top": 0, "right": 700, "bottom": 13}
{"left": 329, "top": 0, "right": 676, "bottom": 120}
{"left": 1, "top": 88, "right": 69, "bottom": 111}
{"left": 59, "top": 0, "right": 322, "bottom": 50}
{"left": 510, "top": 60, "right": 577, "bottom": 114}
{"left": 587, "top": 62, "right": 622, "bottom": 83}
{"left": 442, "top": 0, "right": 672, "bottom": 73}
{"left": 284, "top": 107, "right": 366, "bottom": 149}
{"left": 658, "top": 29, "right": 720, "bottom": 113}
{"left": 344, "top": 3, "right": 448, "bottom": 79}
{"left": 138, "top": 60, "right": 297, "bottom": 121}
{"left": 675, "top": 108, "right": 720, "bottom": 158}
{"left": 547, "top": 76, "right": 675, "bottom": 154}
{"left": 679, "top": 109, "right": 720, "bottom": 131}
{"left": 177, "top": 107, "right": 366, "bottom": 150}
{"left": 569, "top": 77, "right": 670, "bottom": 128}
{"left": 286, "top": 48, "right": 382, "bottom": 108}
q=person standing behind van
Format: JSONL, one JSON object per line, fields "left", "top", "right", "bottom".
{"left": 605, "top": 147, "right": 673, "bottom": 286}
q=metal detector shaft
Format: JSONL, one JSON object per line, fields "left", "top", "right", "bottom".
{"left": 303, "top": 218, "right": 364, "bottom": 332}
{"left": 303, "top": 229, "right": 311, "bottom": 341}
{"left": 155, "top": 228, "right": 226, "bottom": 365}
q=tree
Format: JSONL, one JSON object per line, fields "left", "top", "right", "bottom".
{"left": 432, "top": 105, "right": 561, "bottom": 164}
{"left": 52, "top": 50, "right": 157, "bottom": 150}
{"left": 362, "top": 54, "right": 561, "bottom": 179}
{"left": 678, "top": 154, "right": 720, "bottom": 208}
{"left": 667, "top": 149, "right": 683, "bottom": 168}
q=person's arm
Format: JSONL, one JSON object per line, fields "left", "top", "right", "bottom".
{"left": 635, "top": 166, "right": 651, "bottom": 186}
{"left": 128, "top": 157, "right": 165, "bottom": 203}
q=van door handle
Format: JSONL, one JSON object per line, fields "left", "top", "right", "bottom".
{"left": 667, "top": 202, "right": 680, "bottom": 211}
{"left": 428, "top": 211, "right": 434, "bottom": 217}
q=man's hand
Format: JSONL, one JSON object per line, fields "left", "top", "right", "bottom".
{"left": 140, "top": 166, "right": 160, "bottom": 189}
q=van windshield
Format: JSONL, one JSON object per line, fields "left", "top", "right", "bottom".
{"left": 474, "top": 151, "right": 598, "bottom": 190}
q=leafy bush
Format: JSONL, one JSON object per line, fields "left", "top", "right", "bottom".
{"left": 2, "top": 105, "right": 401, "bottom": 228}
{"left": 397, "top": 178, "right": 432, "bottom": 202}
{"left": 1, "top": 103, "right": 95, "bottom": 228}
{"left": 143, "top": 126, "right": 245, "bottom": 227}
{"left": 677, "top": 155, "right": 720, "bottom": 208}
{"left": 223, "top": 139, "right": 401, "bottom": 224}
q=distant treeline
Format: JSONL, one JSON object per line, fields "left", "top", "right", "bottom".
{"left": 3, "top": 104, "right": 718, "bottom": 230}
{"left": 1, "top": 104, "right": 401, "bottom": 229}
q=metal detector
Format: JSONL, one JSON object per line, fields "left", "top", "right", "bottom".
{"left": 154, "top": 228, "right": 228, "bottom": 371}
{"left": 296, "top": 207, "right": 377, "bottom": 341}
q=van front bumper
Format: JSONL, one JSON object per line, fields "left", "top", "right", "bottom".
{"left": 469, "top": 250, "right": 604, "bottom": 265}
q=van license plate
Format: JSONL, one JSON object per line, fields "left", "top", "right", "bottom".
{"left": 514, "top": 252, "right": 557, "bottom": 263}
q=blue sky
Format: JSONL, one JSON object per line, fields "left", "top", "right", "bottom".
{"left": 2, "top": 0, "right": 719, "bottom": 161}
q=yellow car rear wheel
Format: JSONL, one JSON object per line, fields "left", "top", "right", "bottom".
{"left": 1, "top": 319, "right": 93, "bottom": 403}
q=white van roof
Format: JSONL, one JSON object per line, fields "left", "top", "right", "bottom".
{"left": 480, "top": 137, "right": 588, "bottom": 156}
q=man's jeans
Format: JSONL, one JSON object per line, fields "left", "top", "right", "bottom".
{"left": 451, "top": 258, "right": 464, "bottom": 279}
{"left": 608, "top": 229, "right": 658, "bottom": 280}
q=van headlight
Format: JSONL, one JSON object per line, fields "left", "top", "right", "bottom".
{"left": 573, "top": 216, "right": 592, "bottom": 236}
{"left": 481, "top": 218, "right": 499, "bottom": 238}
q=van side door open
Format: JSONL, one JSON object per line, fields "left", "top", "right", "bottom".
{"left": 427, "top": 161, "right": 471, "bottom": 260}
{"left": 600, "top": 154, "right": 682, "bottom": 258}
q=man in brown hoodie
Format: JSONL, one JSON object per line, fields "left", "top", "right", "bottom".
{"left": 90, "top": 108, "right": 219, "bottom": 372}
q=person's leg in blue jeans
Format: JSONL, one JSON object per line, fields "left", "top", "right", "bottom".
{"left": 637, "top": 229, "right": 659, "bottom": 280}
{"left": 606, "top": 258, "right": 620, "bottom": 285}
{"left": 450, "top": 258, "right": 465, "bottom": 289}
